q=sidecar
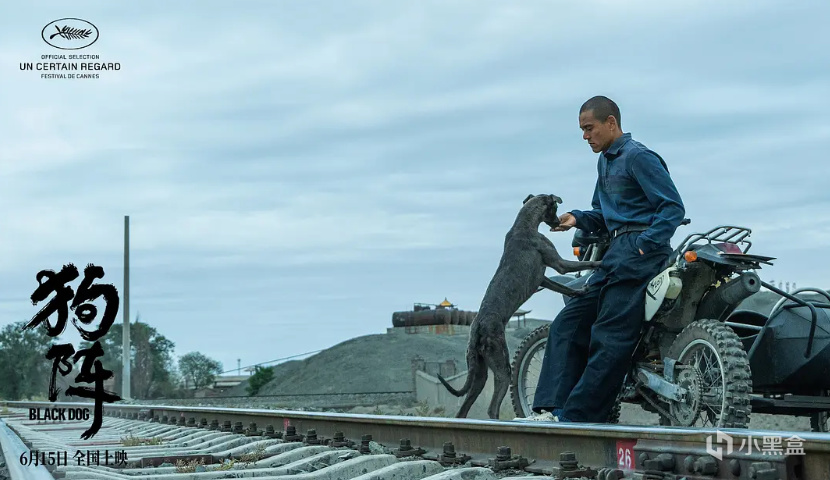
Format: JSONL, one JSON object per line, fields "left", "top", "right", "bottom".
{"left": 725, "top": 286, "right": 830, "bottom": 425}
{"left": 540, "top": 223, "right": 830, "bottom": 429}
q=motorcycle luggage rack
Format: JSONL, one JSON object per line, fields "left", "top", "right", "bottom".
{"left": 674, "top": 225, "right": 753, "bottom": 258}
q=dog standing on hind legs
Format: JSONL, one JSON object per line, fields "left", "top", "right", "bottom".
{"left": 437, "top": 194, "right": 602, "bottom": 419}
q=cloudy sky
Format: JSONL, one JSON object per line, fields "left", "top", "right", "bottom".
{"left": 2, "top": 1, "right": 829, "bottom": 386}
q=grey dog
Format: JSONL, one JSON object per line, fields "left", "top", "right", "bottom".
{"left": 437, "top": 194, "right": 602, "bottom": 419}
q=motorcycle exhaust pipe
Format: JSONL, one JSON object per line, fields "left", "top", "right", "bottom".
{"left": 695, "top": 271, "right": 761, "bottom": 321}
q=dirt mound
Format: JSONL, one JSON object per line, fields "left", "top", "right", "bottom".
{"left": 231, "top": 321, "right": 550, "bottom": 397}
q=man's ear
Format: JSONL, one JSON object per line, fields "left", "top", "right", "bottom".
{"left": 523, "top": 194, "right": 534, "bottom": 204}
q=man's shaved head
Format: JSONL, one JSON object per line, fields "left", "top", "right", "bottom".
{"left": 579, "top": 96, "right": 621, "bottom": 127}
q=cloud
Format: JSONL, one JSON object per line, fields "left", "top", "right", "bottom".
{"left": 1, "top": 0, "right": 829, "bottom": 376}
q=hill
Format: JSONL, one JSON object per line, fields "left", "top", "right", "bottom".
{"left": 229, "top": 319, "right": 551, "bottom": 397}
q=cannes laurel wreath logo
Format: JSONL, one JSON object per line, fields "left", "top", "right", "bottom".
{"left": 42, "top": 18, "right": 99, "bottom": 50}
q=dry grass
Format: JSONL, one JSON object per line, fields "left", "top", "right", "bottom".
{"left": 120, "top": 433, "right": 163, "bottom": 446}
{"left": 239, "top": 444, "right": 268, "bottom": 466}
{"left": 174, "top": 458, "right": 205, "bottom": 473}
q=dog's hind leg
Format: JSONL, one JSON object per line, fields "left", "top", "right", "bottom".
{"left": 456, "top": 358, "right": 488, "bottom": 418}
{"left": 484, "top": 337, "right": 512, "bottom": 419}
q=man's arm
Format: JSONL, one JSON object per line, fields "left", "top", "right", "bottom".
{"left": 569, "top": 178, "right": 605, "bottom": 233}
{"left": 629, "top": 150, "right": 685, "bottom": 254}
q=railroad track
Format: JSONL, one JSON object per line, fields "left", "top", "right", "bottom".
{"left": 1, "top": 401, "right": 829, "bottom": 480}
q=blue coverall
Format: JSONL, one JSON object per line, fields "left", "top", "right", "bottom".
{"left": 532, "top": 132, "right": 685, "bottom": 423}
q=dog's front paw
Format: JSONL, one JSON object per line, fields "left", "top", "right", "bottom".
{"left": 568, "top": 287, "right": 589, "bottom": 297}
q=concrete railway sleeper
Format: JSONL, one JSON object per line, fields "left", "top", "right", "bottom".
{"left": 1, "top": 402, "right": 829, "bottom": 480}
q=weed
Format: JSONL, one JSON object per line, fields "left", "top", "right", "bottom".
{"left": 414, "top": 400, "right": 431, "bottom": 416}
{"left": 120, "top": 433, "right": 163, "bottom": 446}
{"left": 239, "top": 443, "right": 268, "bottom": 466}
{"left": 174, "top": 458, "right": 204, "bottom": 473}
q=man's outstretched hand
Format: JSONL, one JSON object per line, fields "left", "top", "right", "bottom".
{"left": 552, "top": 213, "right": 576, "bottom": 232}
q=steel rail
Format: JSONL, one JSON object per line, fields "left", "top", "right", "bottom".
{"left": 0, "top": 417, "right": 56, "bottom": 480}
{"left": 4, "top": 400, "right": 830, "bottom": 479}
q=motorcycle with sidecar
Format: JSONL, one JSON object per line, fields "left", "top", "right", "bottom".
{"left": 510, "top": 220, "right": 830, "bottom": 431}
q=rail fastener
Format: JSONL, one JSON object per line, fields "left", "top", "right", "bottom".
{"left": 284, "top": 424, "right": 304, "bottom": 442}
{"left": 438, "top": 441, "right": 471, "bottom": 466}
{"left": 246, "top": 422, "right": 262, "bottom": 436}
{"left": 551, "top": 451, "right": 599, "bottom": 479}
{"left": 330, "top": 430, "right": 354, "bottom": 448}
{"left": 487, "top": 445, "right": 531, "bottom": 471}
{"left": 393, "top": 438, "right": 426, "bottom": 458}
{"left": 306, "top": 428, "right": 329, "bottom": 445}
{"left": 263, "top": 424, "right": 282, "bottom": 438}
{"left": 596, "top": 467, "right": 626, "bottom": 480}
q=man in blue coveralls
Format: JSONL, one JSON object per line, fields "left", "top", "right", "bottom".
{"left": 522, "top": 96, "right": 685, "bottom": 423}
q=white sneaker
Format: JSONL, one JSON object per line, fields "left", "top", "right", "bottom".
{"left": 513, "top": 410, "right": 558, "bottom": 422}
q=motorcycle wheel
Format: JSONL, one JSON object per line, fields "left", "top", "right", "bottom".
{"left": 662, "top": 319, "right": 752, "bottom": 428}
{"left": 509, "top": 322, "right": 622, "bottom": 423}
{"left": 510, "top": 324, "right": 550, "bottom": 418}
{"left": 810, "top": 390, "right": 829, "bottom": 432}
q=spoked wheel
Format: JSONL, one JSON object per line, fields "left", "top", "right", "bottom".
{"left": 510, "top": 324, "right": 549, "bottom": 418}
{"left": 810, "top": 390, "right": 829, "bottom": 432}
{"left": 662, "top": 319, "right": 752, "bottom": 428}
{"left": 509, "top": 323, "right": 622, "bottom": 423}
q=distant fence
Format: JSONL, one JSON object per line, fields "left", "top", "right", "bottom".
{"left": 411, "top": 356, "right": 458, "bottom": 381}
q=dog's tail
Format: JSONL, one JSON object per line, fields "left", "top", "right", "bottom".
{"left": 437, "top": 373, "right": 466, "bottom": 396}
{"left": 436, "top": 350, "right": 483, "bottom": 397}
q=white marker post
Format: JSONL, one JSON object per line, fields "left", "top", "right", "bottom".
{"left": 122, "top": 215, "right": 131, "bottom": 400}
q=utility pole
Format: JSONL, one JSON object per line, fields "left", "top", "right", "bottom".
{"left": 237, "top": 359, "right": 241, "bottom": 375}
{"left": 122, "top": 215, "right": 131, "bottom": 400}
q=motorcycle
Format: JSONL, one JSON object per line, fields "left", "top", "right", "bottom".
{"left": 510, "top": 220, "right": 830, "bottom": 430}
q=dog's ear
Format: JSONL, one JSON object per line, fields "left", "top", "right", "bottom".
{"left": 523, "top": 194, "right": 534, "bottom": 204}
{"left": 549, "top": 194, "right": 563, "bottom": 205}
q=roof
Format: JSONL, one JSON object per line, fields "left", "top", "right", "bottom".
{"left": 439, "top": 298, "right": 454, "bottom": 307}
{"left": 214, "top": 375, "right": 249, "bottom": 382}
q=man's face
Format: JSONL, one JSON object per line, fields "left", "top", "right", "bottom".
{"left": 579, "top": 110, "right": 617, "bottom": 153}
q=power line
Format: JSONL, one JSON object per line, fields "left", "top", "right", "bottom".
{"left": 220, "top": 349, "right": 324, "bottom": 375}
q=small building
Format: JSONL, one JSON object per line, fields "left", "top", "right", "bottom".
{"left": 437, "top": 298, "right": 455, "bottom": 309}
{"left": 212, "top": 375, "right": 250, "bottom": 389}
{"left": 512, "top": 309, "right": 531, "bottom": 328}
